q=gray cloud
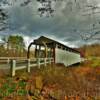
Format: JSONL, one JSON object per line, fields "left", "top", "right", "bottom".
{"left": 0, "top": 0, "right": 100, "bottom": 48}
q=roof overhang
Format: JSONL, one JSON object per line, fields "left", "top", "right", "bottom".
{"left": 33, "top": 36, "right": 80, "bottom": 54}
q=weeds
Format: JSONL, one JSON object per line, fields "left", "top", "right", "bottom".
{"left": 0, "top": 63, "right": 100, "bottom": 99}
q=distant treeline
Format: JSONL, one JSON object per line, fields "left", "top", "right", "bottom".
{"left": 79, "top": 44, "right": 100, "bottom": 58}
{"left": 0, "top": 35, "right": 34, "bottom": 57}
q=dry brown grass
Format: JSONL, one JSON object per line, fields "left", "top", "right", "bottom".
{"left": 79, "top": 43, "right": 100, "bottom": 58}
{"left": 0, "top": 63, "right": 99, "bottom": 99}
{"left": 0, "top": 43, "right": 100, "bottom": 99}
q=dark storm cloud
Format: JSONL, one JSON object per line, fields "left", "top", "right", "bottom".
{"left": 0, "top": 0, "right": 100, "bottom": 47}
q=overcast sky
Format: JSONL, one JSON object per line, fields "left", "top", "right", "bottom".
{"left": 0, "top": 0, "right": 100, "bottom": 48}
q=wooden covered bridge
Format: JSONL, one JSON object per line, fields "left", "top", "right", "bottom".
{"left": 27, "top": 36, "right": 82, "bottom": 66}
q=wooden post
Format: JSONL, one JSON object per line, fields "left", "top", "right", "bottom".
{"left": 44, "top": 58, "right": 47, "bottom": 67}
{"left": 49, "top": 48, "right": 52, "bottom": 57}
{"left": 53, "top": 47, "right": 55, "bottom": 64}
{"left": 51, "top": 48, "right": 53, "bottom": 58}
{"left": 52, "top": 43, "right": 56, "bottom": 64}
{"left": 43, "top": 43, "right": 47, "bottom": 58}
{"left": 11, "top": 60, "right": 16, "bottom": 77}
{"left": 35, "top": 45, "right": 37, "bottom": 58}
{"left": 7, "top": 58, "right": 10, "bottom": 65}
{"left": 37, "top": 45, "right": 39, "bottom": 58}
{"left": 39, "top": 45, "right": 41, "bottom": 58}
{"left": 27, "top": 59, "right": 30, "bottom": 73}
{"left": 45, "top": 46, "right": 47, "bottom": 58}
{"left": 27, "top": 42, "right": 34, "bottom": 59}
{"left": 37, "top": 58, "right": 40, "bottom": 68}
{"left": 49, "top": 58, "right": 51, "bottom": 64}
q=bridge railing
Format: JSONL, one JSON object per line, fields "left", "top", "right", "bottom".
{"left": 10, "top": 58, "right": 54, "bottom": 76}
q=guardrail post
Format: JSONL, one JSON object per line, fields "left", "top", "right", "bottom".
{"left": 27, "top": 59, "right": 30, "bottom": 73}
{"left": 11, "top": 60, "right": 16, "bottom": 77}
{"left": 37, "top": 58, "right": 40, "bottom": 68}
{"left": 44, "top": 58, "right": 46, "bottom": 67}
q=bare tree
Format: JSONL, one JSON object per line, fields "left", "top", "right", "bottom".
{"left": 80, "top": 31, "right": 100, "bottom": 41}
{"left": 0, "top": 0, "right": 33, "bottom": 31}
{"left": 0, "top": 8, "right": 8, "bottom": 31}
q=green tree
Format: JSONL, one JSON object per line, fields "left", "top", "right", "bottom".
{"left": 8, "top": 35, "right": 25, "bottom": 56}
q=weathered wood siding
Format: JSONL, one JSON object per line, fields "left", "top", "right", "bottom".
{"left": 55, "top": 48, "right": 81, "bottom": 66}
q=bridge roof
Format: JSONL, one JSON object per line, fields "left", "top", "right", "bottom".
{"left": 33, "top": 36, "right": 80, "bottom": 54}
